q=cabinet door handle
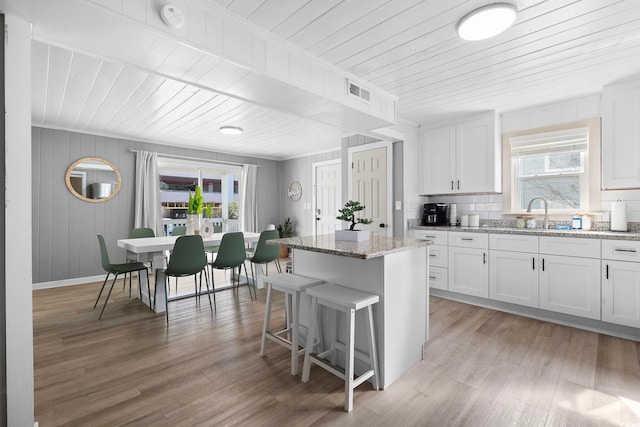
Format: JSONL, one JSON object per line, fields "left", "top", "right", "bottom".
{"left": 542, "top": 258, "right": 545, "bottom": 272}
{"left": 457, "top": 180, "right": 460, "bottom": 190}
{"left": 451, "top": 180, "right": 454, "bottom": 190}
{"left": 424, "top": 235, "right": 437, "bottom": 239}
{"left": 429, "top": 254, "right": 436, "bottom": 257}
{"left": 532, "top": 257, "right": 535, "bottom": 270}
{"left": 606, "top": 264, "right": 609, "bottom": 280}
{"left": 483, "top": 252, "right": 486, "bottom": 264}
{"left": 614, "top": 248, "right": 637, "bottom": 253}
{"left": 429, "top": 275, "right": 436, "bottom": 280}
{"left": 461, "top": 238, "right": 474, "bottom": 241}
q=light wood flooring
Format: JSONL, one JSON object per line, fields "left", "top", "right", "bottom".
{"left": 33, "top": 274, "right": 640, "bottom": 426}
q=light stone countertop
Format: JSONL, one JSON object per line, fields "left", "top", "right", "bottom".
{"left": 267, "top": 233, "right": 432, "bottom": 259}
{"left": 414, "top": 225, "right": 640, "bottom": 240}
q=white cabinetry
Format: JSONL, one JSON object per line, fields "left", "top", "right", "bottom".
{"left": 489, "top": 234, "right": 539, "bottom": 308}
{"left": 419, "top": 112, "right": 500, "bottom": 195}
{"left": 539, "top": 237, "right": 601, "bottom": 320}
{"left": 414, "top": 230, "right": 448, "bottom": 290}
{"left": 601, "top": 239, "right": 640, "bottom": 328}
{"left": 448, "top": 232, "right": 489, "bottom": 297}
{"left": 602, "top": 79, "right": 640, "bottom": 189}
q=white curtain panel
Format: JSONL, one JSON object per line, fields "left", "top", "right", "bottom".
{"left": 241, "top": 164, "right": 258, "bottom": 232}
{"left": 134, "top": 151, "right": 163, "bottom": 236}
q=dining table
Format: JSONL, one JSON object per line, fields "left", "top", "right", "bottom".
{"left": 117, "top": 232, "right": 261, "bottom": 312}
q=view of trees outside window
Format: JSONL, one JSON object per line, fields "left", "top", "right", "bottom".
{"left": 518, "top": 152, "right": 583, "bottom": 210}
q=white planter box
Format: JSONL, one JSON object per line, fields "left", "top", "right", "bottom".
{"left": 335, "top": 229, "right": 370, "bottom": 242}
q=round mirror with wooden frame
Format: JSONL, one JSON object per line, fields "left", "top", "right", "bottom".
{"left": 65, "top": 157, "right": 122, "bottom": 203}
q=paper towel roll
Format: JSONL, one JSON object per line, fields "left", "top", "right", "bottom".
{"left": 611, "top": 201, "right": 628, "bottom": 232}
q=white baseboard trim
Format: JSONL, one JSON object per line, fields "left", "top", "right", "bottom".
{"left": 32, "top": 275, "right": 105, "bottom": 290}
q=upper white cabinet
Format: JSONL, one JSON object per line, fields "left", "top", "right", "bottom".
{"left": 602, "top": 79, "right": 640, "bottom": 189}
{"left": 419, "top": 112, "right": 501, "bottom": 195}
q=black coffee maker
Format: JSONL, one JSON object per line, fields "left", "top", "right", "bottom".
{"left": 422, "top": 203, "right": 448, "bottom": 226}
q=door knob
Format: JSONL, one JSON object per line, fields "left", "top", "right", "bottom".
{"left": 379, "top": 223, "right": 386, "bottom": 228}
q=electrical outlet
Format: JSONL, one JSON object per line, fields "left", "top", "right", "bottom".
{"left": 395, "top": 201, "right": 401, "bottom": 210}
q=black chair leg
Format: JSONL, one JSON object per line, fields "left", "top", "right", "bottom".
{"left": 99, "top": 274, "right": 119, "bottom": 320}
{"left": 164, "top": 275, "right": 169, "bottom": 324}
{"left": 243, "top": 262, "right": 255, "bottom": 301}
{"left": 210, "top": 269, "right": 217, "bottom": 309}
{"left": 145, "top": 269, "right": 152, "bottom": 310}
{"left": 203, "top": 268, "right": 214, "bottom": 312}
{"left": 94, "top": 273, "right": 111, "bottom": 309}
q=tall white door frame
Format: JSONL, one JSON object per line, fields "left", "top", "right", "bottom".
{"left": 348, "top": 141, "right": 393, "bottom": 236}
{"left": 312, "top": 159, "right": 342, "bottom": 237}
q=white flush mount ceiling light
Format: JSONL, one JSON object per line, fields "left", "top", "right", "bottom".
{"left": 219, "top": 126, "right": 243, "bottom": 135}
{"left": 160, "top": 5, "right": 185, "bottom": 30}
{"left": 457, "top": 3, "right": 517, "bottom": 41}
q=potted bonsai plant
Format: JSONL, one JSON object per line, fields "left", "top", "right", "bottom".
{"left": 335, "top": 200, "right": 373, "bottom": 242}
{"left": 186, "top": 185, "right": 204, "bottom": 234}
{"left": 276, "top": 217, "right": 296, "bottom": 258}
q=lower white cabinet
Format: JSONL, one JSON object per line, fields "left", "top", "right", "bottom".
{"left": 429, "top": 266, "right": 448, "bottom": 291}
{"left": 489, "top": 234, "right": 539, "bottom": 307}
{"left": 414, "top": 230, "right": 448, "bottom": 291}
{"left": 602, "top": 260, "right": 640, "bottom": 328}
{"left": 490, "top": 250, "right": 539, "bottom": 308}
{"left": 539, "top": 254, "right": 601, "bottom": 320}
{"left": 448, "top": 232, "right": 489, "bottom": 297}
{"left": 601, "top": 238, "right": 640, "bottom": 328}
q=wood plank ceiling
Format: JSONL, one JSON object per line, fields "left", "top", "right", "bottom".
{"left": 28, "top": 0, "right": 640, "bottom": 159}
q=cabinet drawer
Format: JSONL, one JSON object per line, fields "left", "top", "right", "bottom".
{"left": 602, "top": 239, "right": 640, "bottom": 261}
{"left": 490, "top": 234, "right": 538, "bottom": 253}
{"left": 539, "top": 236, "right": 600, "bottom": 258}
{"left": 414, "top": 229, "right": 448, "bottom": 246}
{"left": 428, "top": 266, "right": 448, "bottom": 291}
{"left": 428, "top": 245, "right": 448, "bottom": 268}
{"left": 448, "top": 232, "right": 488, "bottom": 249}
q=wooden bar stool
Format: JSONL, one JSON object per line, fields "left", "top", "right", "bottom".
{"left": 260, "top": 273, "right": 324, "bottom": 375}
{"left": 301, "top": 283, "right": 380, "bottom": 412}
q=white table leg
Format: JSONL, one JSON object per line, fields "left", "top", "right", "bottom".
{"left": 255, "top": 264, "right": 264, "bottom": 289}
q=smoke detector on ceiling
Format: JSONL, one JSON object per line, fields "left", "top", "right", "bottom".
{"left": 160, "top": 5, "right": 185, "bottom": 30}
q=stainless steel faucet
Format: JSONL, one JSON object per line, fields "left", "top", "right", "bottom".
{"left": 526, "top": 197, "right": 549, "bottom": 229}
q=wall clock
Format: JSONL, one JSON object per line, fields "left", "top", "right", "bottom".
{"left": 288, "top": 181, "right": 302, "bottom": 202}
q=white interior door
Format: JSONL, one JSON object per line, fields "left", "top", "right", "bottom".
{"left": 349, "top": 143, "right": 391, "bottom": 235}
{"left": 313, "top": 160, "right": 342, "bottom": 236}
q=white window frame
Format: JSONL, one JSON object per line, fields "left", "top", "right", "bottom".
{"left": 157, "top": 157, "right": 243, "bottom": 224}
{"left": 502, "top": 118, "right": 601, "bottom": 216}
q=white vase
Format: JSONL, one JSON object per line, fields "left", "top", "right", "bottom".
{"left": 335, "top": 229, "right": 370, "bottom": 242}
{"left": 186, "top": 214, "right": 201, "bottom": 235}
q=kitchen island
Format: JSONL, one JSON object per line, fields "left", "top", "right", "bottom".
{"left": 268, "top": 233, "right": 431, "bottom": 388}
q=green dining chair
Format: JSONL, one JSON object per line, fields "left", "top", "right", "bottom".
{"left": 95, "top": 234, "right": 150, "bottom": 320}
{"left": 209, "top": 232, "right": 252, "bottom": 301}
{"left": 125, "top": 227, "right": 156, "bottom": 298}
{"left": 247, "top": 229, "right": 282, "bottom": 288}
{"left": 168, "top": 225, "right": 187, "bottom": 294}
{"left": 171, "top": 226, "right": 186, "bottom": 236}
{"left": 156, "top": 235, "right": 212, "bottom": 323}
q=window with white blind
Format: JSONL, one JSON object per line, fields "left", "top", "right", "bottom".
{"left": 504, "top": 119, "right": 601, "bottom": 215}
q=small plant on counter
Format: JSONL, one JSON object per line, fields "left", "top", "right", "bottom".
{"left": 188, "top": 185, "right": 204, "bottom": 215}
{"left": 277, "top": 217, "right": 296, "bottom": 238}
{"left": 337, "top": 200, "right": 373, "bottom": 231}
